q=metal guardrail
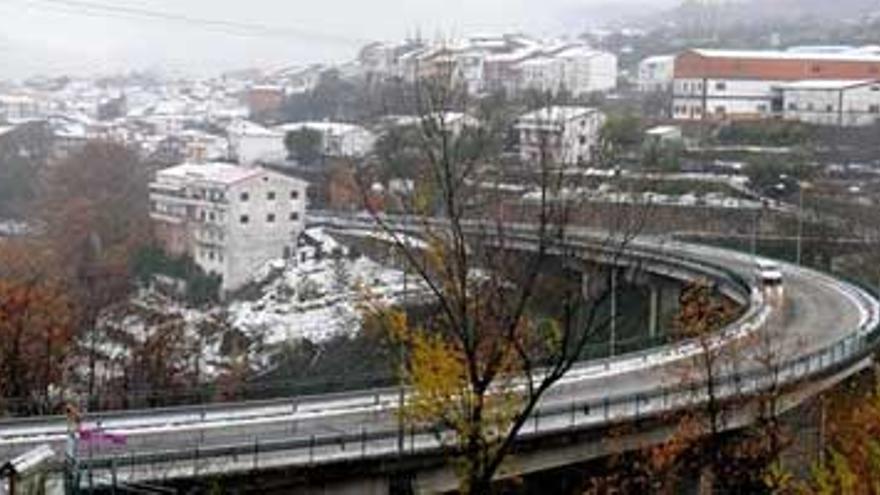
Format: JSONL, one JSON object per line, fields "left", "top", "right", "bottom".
{"left": 8, "top": 216, "right": 879, "bottom": 488}
{"left": 70, "top": 225, "right": 813, "bottom": 482}
{"left": 77, "top": 286, "right": 879, "bottom": 482}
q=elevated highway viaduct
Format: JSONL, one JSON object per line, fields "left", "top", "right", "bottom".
{"left": 1, "top": 219, "right": 877, "bottom": 494}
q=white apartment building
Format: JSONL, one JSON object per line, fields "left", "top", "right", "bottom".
{"left": 555, "top": 47, "right": 618, "bottom": 95}
{"left": 227, "top": 120, "right": 286, "bottom": 165}
{"left": 517, "top": 48, "right": 618, "bottom": 97}
{"left": 0, "top": 94, "right": 48, "bottom": 122}
{"left": 149, "top": 162, "right": 308, "bottom": 292}
{"left": 276, "top": 122, "right": 376, "bottom": 158}
{"left": 516, "top": 106, "right": 606, "bottom": 166}
{"left": 519, "top": 57, "right": 565, "bottom": 94}
{"left": 638, "top": 55, "right": 676, "bottom": 92}
{"left": 779, "top": 79, "right": 880, "bottom": 126}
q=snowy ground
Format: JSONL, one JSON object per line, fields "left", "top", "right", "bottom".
{"left": 90, "top": 228, "right": 417, "bottom": 383}
{"left": 228, "top": 250, "right": 410, "bottom": 346}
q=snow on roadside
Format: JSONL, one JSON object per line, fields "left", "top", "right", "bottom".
{"left": 228, "top": 252, "right": 408, "bottom": 345}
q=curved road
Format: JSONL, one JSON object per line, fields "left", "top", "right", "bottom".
{"left": 0, "top": 230, "right": 876, "bottom": 486}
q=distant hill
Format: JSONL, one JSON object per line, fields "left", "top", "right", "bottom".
{"left": 666, "top": 0, "right": 880, "bottom": 26}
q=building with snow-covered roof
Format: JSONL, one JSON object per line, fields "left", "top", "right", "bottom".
{"left": 554, "top": 46, "right": 618, "bottom": 95}
{"left": 380, "top": 112, "right": 480, "bottom": 137}
{"left": 516, "top": 106, "right": 606, "bottom": 166}
{"left": 638, "top": 55, "right": 676, "bottom": 93}
{"left": 149, "top": 162, "right": 308, "bottom": 292}
{"left": 672, "top": 48, "right": 880, "bottom": 121}
{"left": 227, "top": 120, "right": 286, "bottom": 165}
{"left": 0, "top": 94, "right": 48, "bottom": 123}
{"left": 779, "top": 79, "right": 880, "bottom": 126}
{"left": 276, "top": 122, "right": 376, "bottom": 158}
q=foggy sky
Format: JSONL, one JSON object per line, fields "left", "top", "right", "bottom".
{"left": 0, "top": 0, "right": 672, "bottom": 79}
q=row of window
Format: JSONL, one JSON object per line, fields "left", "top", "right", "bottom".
{"left": 240, "top": 190, "right": 300, "bottom": 202}
{"left": 674, "top": 103, "right": 767, "bottom": 116}
{"left": 788, "top": 102, "right": 880, "bottom": 113}
{"left": 680, "top": 81, "right": 728, "bottom": 92}
{"left": 239, "top": 212, "right": 300, "bottom": 224}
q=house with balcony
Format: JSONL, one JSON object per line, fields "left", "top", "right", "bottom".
{"left": 149, "top": 162, "right": 308, "bottom": 292}
{"left": 516, "top": 106, "right": 606, "bottom": 166}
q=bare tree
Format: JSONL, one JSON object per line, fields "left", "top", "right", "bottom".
{"left": 360, "top": 70, "right": 651, "bottom": 493}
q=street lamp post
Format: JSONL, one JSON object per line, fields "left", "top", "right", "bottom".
{"left": 796, "top": 181, "right": 810, "bottom": 266}
{"left": 610, "top": 268, "right": 617, "bottom": 357}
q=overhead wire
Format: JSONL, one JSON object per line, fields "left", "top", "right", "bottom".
{"left": 7, "top": 0, "right": 365, "bottom": 45}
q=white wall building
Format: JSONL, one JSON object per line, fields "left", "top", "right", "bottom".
{"left": 519, "top": 57, "right": 565, "bottom": 94}
{"left": 0, "top": 95, "right": 47, "bottom": 122}
{"left": 516, "top": 106, "right": 606, "bottom": 166}
{"left": 517, "top": 48, "right": 618, "bottom": 96}
{"left": 779, "top": 79, "right": 880, "bottom": 126}
{"left": 227, "top": 120, "right": 286, "bottom": 165}
{"left": 672, "top": 48, "right": 880, "bottom": 122}
{"left": 276, "top": 122, "right": 376, "bottom": 158}
{"left": 556, "top": 47, "right": 618, "bottom": 95}
{"left": 638, "top": 55, "right": 676, "bottom": 92}
{"left": 149, "top": 162, "right": 308, "bottom": 292}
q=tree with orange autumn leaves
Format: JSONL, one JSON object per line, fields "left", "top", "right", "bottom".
{"left": 362, "top": 73, "right": 649, "bottom": 493}
{"left": 583, "top": 280, "right": 798, "bottom": 494}
{"left": 0, "top": 241, "right": 75, "bottom": 415}
{"left": 38, "top": 141, "right": 154, "bottom": 398}
{"left": 765, "top": 376, "right": 880, "bottom": 495}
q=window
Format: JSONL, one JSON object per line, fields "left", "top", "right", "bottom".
{"left": 208, "top": 251, "right": 215, "bottom": 261}
{"left": 811, "top": 64, "right": 821, "bottom": 73}
{"left": 826, "top": 104, "right": 834, "bottom": 113}
{"left": 240, "top": 192, "right": 249, "bottom": 202}
{"left": 757, "top": 104, "right": 767, "bottom": 113}
{"left": 579, "top": 135, "right": 587, "bottom": 145}
{"left": 715, "top": 81, "right": 726, "bottom": 91}
{"left": 267, "top": 191, "right": 276, "bottom": 200}
{"left": 715, "top": 106, "right": 726, "bottom": 114}
{"left": 290, "top": 212, "right": 299, "bottom": 221}
{"left": 267, "top": 213, "right": 275, "bottom": 223}
{"left": 870, "top": 105, "right": 880, "bottom": 114}
{"left": 788, "top": 102, "right": 797, "bottom": 111}
{"left": 290, "top": 190, "right": 299, "bottom": 200}
{"left": 872, "top": 85, "right": 880, "bottom": 91}
{"left": 807, "top": 102, "right": 815, "bottom": 111}
{"left": 208, "top": 212, "right": 215, "bottom": 222}
{"left": 240, "top": 215, "right": 249, "bottom": 224}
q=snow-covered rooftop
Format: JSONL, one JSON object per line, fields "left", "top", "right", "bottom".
{"left": 227, "top": 120, "right": 282, "bottom": 137}
{"left": 689, "top": 48, "right": 880, "bottom": 63}
{"left": 517, "top": 106, "right": 601, "bottom": 124}
{"left": 776, "top": 79, "right": 879, "bottom": 90}
{"left": 157, "top": 162, "right": 263, "bottom": 185}
{"left": 276, "top": 121, "right": 370, "bottom": 136}
{"left": 554, "top": 46, "right": 603, "bottom": 59}
{"left": 640, "top": 54, "right": 676, "bottom": 64}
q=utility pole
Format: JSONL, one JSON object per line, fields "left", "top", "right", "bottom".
{"left": 610, "top": 268, "right": 617, "bottom": 357}
{"left": 796, "top": 181, "right": 809, "bottom": 266}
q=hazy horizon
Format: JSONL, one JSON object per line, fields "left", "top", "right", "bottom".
{"left": 0, "top": 0, "right": 675, "bottom": 80}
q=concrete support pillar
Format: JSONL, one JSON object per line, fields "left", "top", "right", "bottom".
{"left": 649, "top": 284, "right": 661, "bottom": 339}
{"left": 610, "top": 268, "right": 617, "bottom": 357}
